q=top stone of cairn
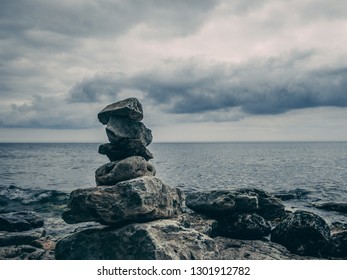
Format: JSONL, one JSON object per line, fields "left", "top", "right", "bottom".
{"left": 98, "top": 97, "right": 143, "bottom": 124}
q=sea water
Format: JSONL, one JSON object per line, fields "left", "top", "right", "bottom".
{"left": 0, "top": 142, "right": 346, "bottom": 225}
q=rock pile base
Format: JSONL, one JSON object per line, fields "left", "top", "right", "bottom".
{"left": 55, "top": 98, "right": 347, "bottom": 260}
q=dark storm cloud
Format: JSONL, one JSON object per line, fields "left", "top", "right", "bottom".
{"left": 66, "top": 52, "right": 347, "bottom": 119}
{"left": 0, "top": 0, "right": 218, "bottom": 39}
{"left": 67, "top": 73, "right": 125, "bottom": 103}
{"left": 2, "top": 51, "right": 347, "bottom": 129}
{"left": 144, "top": 58, "right": 347, "bottom": 115}
{"left": 1, "top": 0, "right": 347, "bottom": 131}
{"left": 0, "top": 0, "right": 218, "bottom": 99}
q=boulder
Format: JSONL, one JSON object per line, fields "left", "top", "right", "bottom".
{"left": 0, "top": 211, "right": 44, "bottom": 232}
{"left": 0, "top": 245, "right": 54, "bottom": 260}
{"left": 274, "top": 188, "right": 310, "bottom": 201}
{"left": 0, "top": 231, "right": 42, "bottom": 247}
{"left": 106, "top": 117, "right": 152, "bottom": 147}
{"left": 330, "top": 231, "right": 347, "bottom": 258}
{"left": 55, "top": 220, "right": 218, "bottom": 260}
{"left": 217, "top": 213, "right": 271, "bottom": 240}
{"left": 186, "top": 188, "right": 285, "bottom": 220}
{"left": 98, "top": 97, "right": 143, "bottom": 124}
{"left": 98, "top": 143, "right": 153, "bottom": 161}
{"left": 313, "top": 202, "right": 347, "bottom": 214}
{"left": 95, "top": 156, "right": 156, "bottom": 186}
{"left": 0, "top": 230, "right": 54, "bottom": 260}
{"left": 62, "top": 176, "right": 184, "bottom": 226}
{"left": 330, "top": 222, "right": 347, "bottom": 234}
{"left": 271, "top": 210, "right": 331, "bottom": 257}
{"left": 178, "top": 212, "right": 218, "bottom": 237}
{"left": 214, "top": 237, "right": 315, "bottom": 260}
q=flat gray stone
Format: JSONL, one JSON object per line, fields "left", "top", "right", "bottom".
{"left": 62, "top": 176, "right": 184, "bottom": 226}
{"left": 55, "top": 220, "right": 218, "bottom": 260}
{"left": 186, "top": 188, "right": 285, "bottom": 220}
{"left": 98, "top": 97, "right": 143, "bottom": 124}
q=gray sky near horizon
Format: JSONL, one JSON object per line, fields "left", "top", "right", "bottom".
{"left": 1, "top": 0, "right": 347, "bottom": 142}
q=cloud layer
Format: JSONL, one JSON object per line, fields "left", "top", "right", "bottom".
{"left": 68, "top": 52, "right": 347, "bottom": 115}
{"left": 0, "top": 0, "right": 347, "bottom": 141}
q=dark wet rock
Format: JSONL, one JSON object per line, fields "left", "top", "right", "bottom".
{"left": 186, "top": 190, "right": 257, "bottom": 214}
{"left": 271, "top": 210, "right": 331, "bottom": 257}
{"left": 0, "top": 245, "right": 54, "bottom": 260}
{"left": 98, "top": 143, "right": 153, "bottom": 161}
{"left": 215, "top": 237, "right": 315, "bottom": 260}
{"left": 186, "top": 188, "right": 285, "bottom": 220}
{"left": 62, "top": 176, "right": 184, "bottom": 226}
{"left": 178, "top": 212, "right": 218, "bottom": 237}
{"left": 95, "top": 156, "right": 156, "bottom": 186}
{"left": 0, "top": 231, "right": 42, "bottom": 247}
{"left": 217, "top": 213, "right": 271, "bottom": 240}
{"left": 0, "top": 230, "right": 55, "bottom": 260}
{"left": 274, "top": 188, "right": 311, "bottom": 201}
{"left": 330, "top": 222, "right": 347, "bottom": 234}
{"left": 106, "top": 117, "right": 152, "bottom": 147}
{"left": 313, "top": 202, "right": 347, "bottom": 214}
{"left": 55, "top": 220, "right": 218, "bottom": 260}
{"left": 0, "top": 211, "right": 44, "bottom": 232}
{"left": 98, "top": 97, "right": 143, "bottom": 124}
{"left": 0, "top": 196, "right": 8, "bottom": 206}
{"left": 330, "top": 231, "right": 347, "bottom": 258}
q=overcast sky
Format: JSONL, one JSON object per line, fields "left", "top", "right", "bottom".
{"left": 1, "top": 0, "right": 347, "bottom": 142}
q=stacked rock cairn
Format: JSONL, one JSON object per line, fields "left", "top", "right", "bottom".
{"left": 55, "top": 98, "right": 193, "bottom": 259}
{"left": 59, "top": 97, "right": 184, "bottom": 225}
{"left": 55, "top": 98, "right": 347, "bottom": 260}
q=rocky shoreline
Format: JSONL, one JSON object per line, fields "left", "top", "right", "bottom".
{"left": 1, "top": 98, "right": 346, "bottom": 260}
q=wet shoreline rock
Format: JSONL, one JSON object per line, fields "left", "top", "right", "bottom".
{"left": 330, "top": 231, "right": 347, "bottom": 257}
{"left": 185, "top": 188, "right": 285, "bottom": 220}
{"left": 313, "top": 202, "right": 347, "bottom": 214}
{"left": 217, "top": 213, "right": 271, "bottom": 240}
{"left": 214, "top": 237, "right": 315, "bottom": 260}
{"left": 62, "top": 176, "right": 184, "bottom": 226}
{"left": 0, "top": 211, "right": 44, "bottom": 232}
{"left": 271, "top": 210, "right": 331, "bottom": 257}
{"left": 0, "top": 209, "right": 55, "bottom": 260}
{"left": 55, "top": 220, "right": 218, "bottom": 260}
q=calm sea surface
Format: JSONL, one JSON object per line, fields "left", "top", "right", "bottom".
{"left": 0, "top": 142, "right": 346, "bottom": 224}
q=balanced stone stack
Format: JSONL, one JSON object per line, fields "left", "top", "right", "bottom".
{"left": 56, "top": 98, "right": 203, "bottom": 259}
